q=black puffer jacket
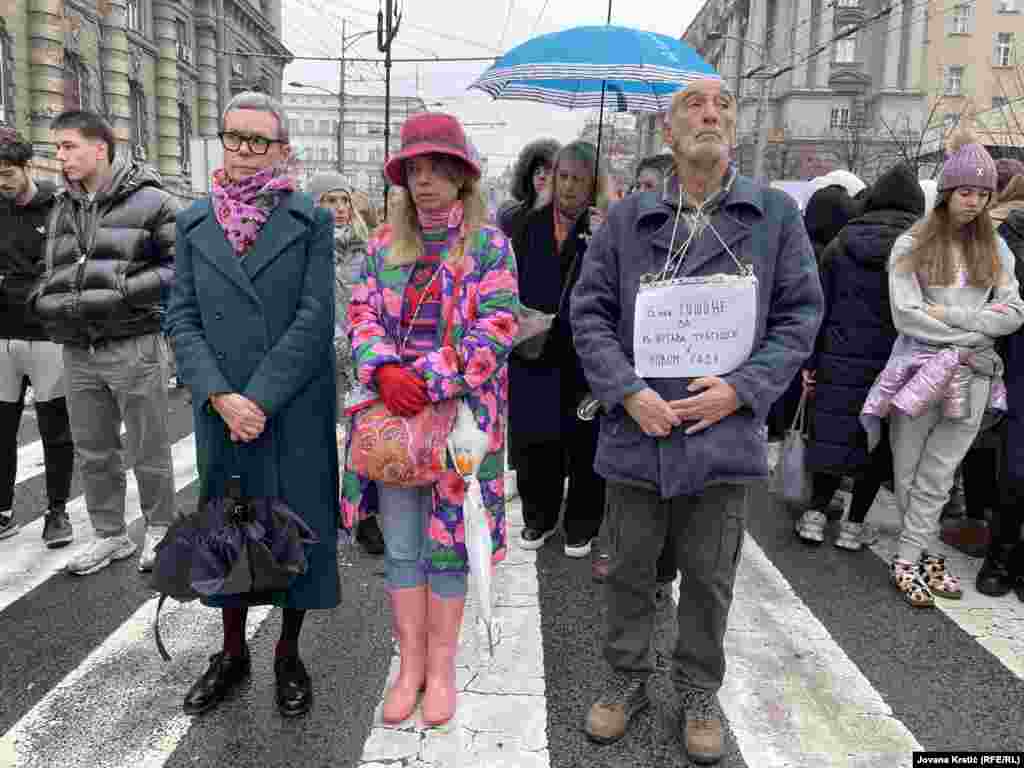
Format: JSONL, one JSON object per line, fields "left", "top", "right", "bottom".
{"left": 0, "top": 180, "right": 57, "bottom": 340}
{"left": 996, "top": 209, "right": 1024, "bottom": 489}
{"left": 806, "top": 162, "right": 924, "bottom": 475}
{"left": 33, "top": 159, "right": 178, "bottom": 347}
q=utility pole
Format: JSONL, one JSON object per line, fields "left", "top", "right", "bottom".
{"left": 378, "top": 0, "right": 401, "bottom": 217}
{"left": 338, "top": 19, "right": 346, "bottom": 175}
{"left": 751, "top": 76, "right": 770, "bottom": 181}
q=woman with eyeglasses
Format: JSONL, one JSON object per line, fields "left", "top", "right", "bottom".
{"left": 166, "top": 91, "right": 339, "bottom": 718}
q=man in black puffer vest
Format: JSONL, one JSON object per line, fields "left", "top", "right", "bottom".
{"left": 32, "top": 110, "right": 179, "bottom": 576}
{"left": 0, "top": 128, "right": 75, "bottom": 546}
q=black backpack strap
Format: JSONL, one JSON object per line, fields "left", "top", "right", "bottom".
{"left": 154, "top": 593, "right": 172, "bottom": 661}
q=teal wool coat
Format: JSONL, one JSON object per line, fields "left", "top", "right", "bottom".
{"left": 166, "top": 192, "right": 340, "bottom": 610}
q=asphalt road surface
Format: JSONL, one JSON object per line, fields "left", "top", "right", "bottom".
{"left": 0, "top": 385, "right": 1021, "bottom": 768}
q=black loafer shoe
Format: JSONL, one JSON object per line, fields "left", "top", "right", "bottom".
{"left": 183, "top": 649, "right": 251, "bottom": 715}
{"left": 275, "top": 656, "right": 312, "bottom": 717}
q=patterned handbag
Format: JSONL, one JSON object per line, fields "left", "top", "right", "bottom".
{"left": 348, "top": 244, "right": 462, "bottom": 487}
{"left": 349, "top": 398, "right": 457, "bottom": 486}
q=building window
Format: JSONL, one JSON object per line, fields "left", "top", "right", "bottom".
{"left": 995, "top": 32, "right": 1015, "bottom": 66}
{"left": 830, "top": 106, "right": 851, "bottom": 128}
{"left": 319, "top": 147, "right": 329, "bottom": 163}
{"left": 129, "top": 81, "right": 147, "bottom": 158}
{"left": 998, "top": 0, "right": 1018, "bottom": 12}
{"left": 179, "top": 104, "right": 192, "bottom": 174}
{"left": 63, "top": 51, "right": 89, "bottom": 111}
{"left": 319, "top": 119, "right": 331, "bottom": 135}
{"left": 834, "top": 27, "right": 856, "bottom": 63}
{"left": 836, "top": 0, "right": 860, "bottom": 6}
{"left": 126, "top": 0, "right": 142, "bottom": 32}
{"left": 951, "top": 3, "right": 973, "bottom": 34}
{"left": 303, "top": 119, "right": 315, "bottom": 134}
{"left": 176, "top": 18, "right": 192, "bottom": 64}
{"left": 288, "top": 118, "right": 299, "bottom": 136}
{"left": 368, "top": 122, "right": 384, "bottom": 136}
{"left": 945, "top": 65, "right": 964, "bottom": 95}
{"left": 369, "top": 146, "right": 383, "bottom": 162}
{"left": 944, "top": 113, "right": 961, "bottom": 132}
{"left": 231, "top": 49, "right": 245, "bottom": 78}
{"left": 344, "top": 147, "right": 356, "bottom": 162}
{"left": 994, "top": 96, "right": 1009, "bottom": 108}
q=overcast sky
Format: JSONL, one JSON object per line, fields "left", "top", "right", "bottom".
{"left": 280, "top": 0, "right": 702, "bottom": 176}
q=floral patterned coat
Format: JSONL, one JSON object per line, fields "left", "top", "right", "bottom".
{"left": 341, "top": 217, "right": 520, "bottom": 573}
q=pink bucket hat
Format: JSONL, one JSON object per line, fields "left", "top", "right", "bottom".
{"left": 383, "top": 112, "right": 481, "bottom": 187}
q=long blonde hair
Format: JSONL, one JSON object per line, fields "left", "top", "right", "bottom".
{"left": 897, "top": 196, "right": 1001, "bottom": 288}
{"left": 385, "top": 155, "right": 489, "bottom": 267}
{"left": 346, "top": 197, "right": 370, "bottom": 243}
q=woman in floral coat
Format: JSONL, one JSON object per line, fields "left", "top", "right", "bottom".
{"left": 342, "top": 112, "right": 519, "bottom": 726}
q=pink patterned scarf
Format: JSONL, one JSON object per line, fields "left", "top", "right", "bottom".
{"left": 211, "top": 166, "right": 297, "bottom": 257}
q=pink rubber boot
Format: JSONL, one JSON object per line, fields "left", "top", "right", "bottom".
{"left": 381, "top": 586, "right": 428, "bottom": 724}
{"left": 421, "top": 592, "right": 466, "bottom": 726}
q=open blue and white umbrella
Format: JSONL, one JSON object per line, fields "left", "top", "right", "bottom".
{"left": 469, "top": 26, "right": 718, "bottom": 113}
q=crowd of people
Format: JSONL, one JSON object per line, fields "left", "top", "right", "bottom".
{"left": 787, "top": 143, "right": 1024, "bottom": 609}
{"left": 0, "top": 72, "right": 1022, "bottom": 766}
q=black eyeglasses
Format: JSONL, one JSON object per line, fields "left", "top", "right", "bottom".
{"left": 218, "top": 131, "right": 285, "bottom": 155}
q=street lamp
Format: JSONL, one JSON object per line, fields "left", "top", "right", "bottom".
{"left": 290, "top": 22, "right": 377, "bottom": 178}
{"left": 289, "top": 81, "right": 343, "bottom": 174}
{"left": 704, "top": 32, "right": 779, "bottom": 181}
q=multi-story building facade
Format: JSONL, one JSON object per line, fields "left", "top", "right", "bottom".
{"left": 917, "top": 0, "right": 1024, "bottom": 158}
{"left": 282, "top": 90, "right": 426, "bottom": 203}
{"left": 0, "top": 0, "right": 290, "bottom": 198}
{"left": 670, "top": 0, "right": 929, "bottom": 182}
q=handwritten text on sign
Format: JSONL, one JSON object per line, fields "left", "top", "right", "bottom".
{"left": 633, "top": 276, "right": 758, "bottom": 378}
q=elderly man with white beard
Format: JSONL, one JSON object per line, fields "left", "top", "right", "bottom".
{"left": 571, "top": 78, "right": 824, "bottom": 764}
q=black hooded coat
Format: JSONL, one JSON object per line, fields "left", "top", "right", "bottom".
{"left": 767, "top": 183, "right": 864, "bottom": 439}
{"left": 805, "top": 163, "right": 924, "bottom": 474}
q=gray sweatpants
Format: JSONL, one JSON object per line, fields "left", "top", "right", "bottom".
{"left": 63, "top": 334, "right": 175, "bottom": 538}
{"left": 889, "top": 375, "right": 991, "bottom": 562}
{"left": 603, "top": 481, "right": 746, "bottom": 692}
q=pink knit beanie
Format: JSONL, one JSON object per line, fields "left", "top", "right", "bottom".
{"left": 938, "top": 126, "right": 996, "bottom": 193}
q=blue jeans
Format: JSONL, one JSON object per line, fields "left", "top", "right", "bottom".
{"left": 377, "top": 484, "right": 467, "bottom": 598}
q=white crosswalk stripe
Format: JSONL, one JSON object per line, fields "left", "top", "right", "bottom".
{"left": 13, "top": 425, "right": 125, "bottom": 487}
{"left": 0, "top": 431, "right": 195, "bottom": 614}
{"left": 0, "top": 432, "right": 1020, "bottom": 768}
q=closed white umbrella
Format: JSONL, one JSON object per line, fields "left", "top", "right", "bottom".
{"left": 447, "top": 400, "right": 496, "bottom": 655}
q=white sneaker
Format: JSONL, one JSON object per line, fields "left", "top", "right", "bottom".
{"left": 66, "top": 535, "right": 138, "bottom": 576}
{"left": 138, "top": 525, "right": 169, "bottom": 573}
{"left": 834, "top": 520, "right": 863, "bottom": 551}
{"left": 795, "top": 509, "right": 826, "bottom": 543}
{"left": 564, "top": 538, "right": 594, "bottom": 558}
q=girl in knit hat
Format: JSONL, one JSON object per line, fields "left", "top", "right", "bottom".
{"left": 868, "top": 127, "right": 1024, "bottom": 607}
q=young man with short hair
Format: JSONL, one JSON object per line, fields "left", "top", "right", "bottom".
{"left": 0, "top": 128, "right": 75, "bottom": 545}
{"left": 32, "top": 110, "right": 179, "bottom": 575}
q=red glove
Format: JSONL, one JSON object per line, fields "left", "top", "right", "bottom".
{"left": 375, "top": 364, "right": 429, "bottom": 417}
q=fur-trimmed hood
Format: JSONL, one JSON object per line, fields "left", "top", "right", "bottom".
{"left": 510, "top": 138, "right": 560, "bottom": 206}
